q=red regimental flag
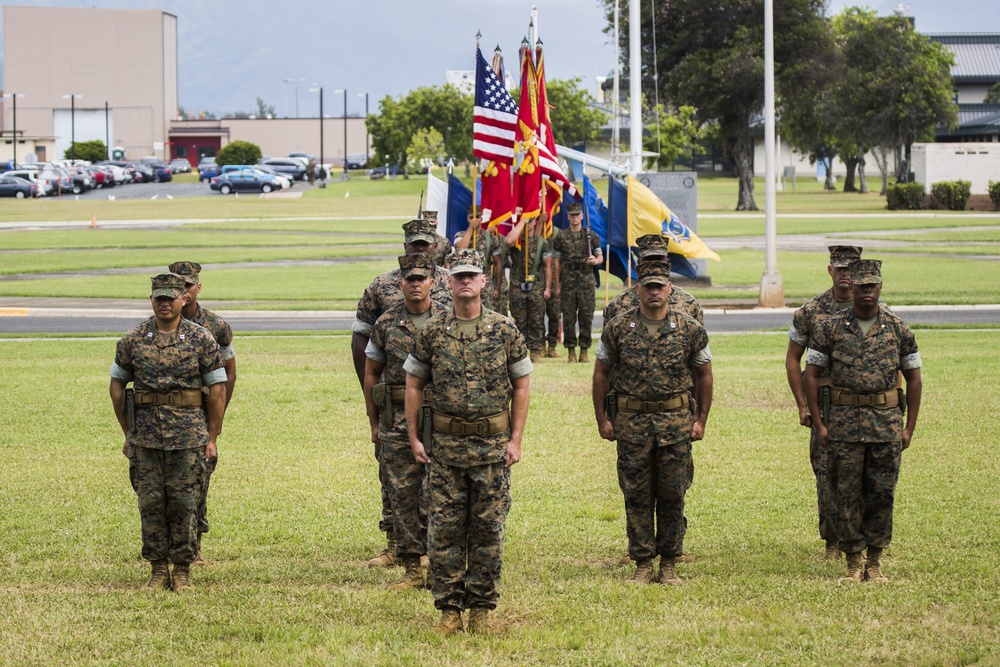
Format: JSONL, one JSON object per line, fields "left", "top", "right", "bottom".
{"left": 512, "top": 44, "right": 541, "bottom": 223}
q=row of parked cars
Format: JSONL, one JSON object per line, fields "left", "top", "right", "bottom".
{"left": 0, "top": 157, "right": 180, "bottom": 197}
{"left": 197, "top": 154, "right": 329, "bottom": 194}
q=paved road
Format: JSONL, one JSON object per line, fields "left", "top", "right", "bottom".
{"left": 2, "top": 303, "right": 996, "bottom": 335}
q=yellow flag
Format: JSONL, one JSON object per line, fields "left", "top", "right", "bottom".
{"left": 626, "top": 175, "right": 720, "bottom": 261}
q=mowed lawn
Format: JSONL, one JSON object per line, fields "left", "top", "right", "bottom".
{"left": 1, "top": 331, "right": 998, "bottom": 666}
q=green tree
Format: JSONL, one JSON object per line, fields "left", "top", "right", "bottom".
{"left": 64, "top": 139, "right": 108, "bottom": 163}
{"left": 833, "top": 8, "right": 957, "bottom": 191}
{"left": 408, "top": 128, "right": 446, "bottom": 173}
{"left": 367, "top": 85, "right": 473, "bottom": 172}
{"left": 987, "top": 82, "right": 1000, "bottom": 104}
{"left": 605, "top": 0, "right": 832, "bottom": 211}
{"left": 256, "top": 96, "right": 277, "bottom": 118}
{"left": 642, "top": 104, "right": 705, "bottom": 170}
{"left": 216, "top": 140, "right": 262, "bottom": 167}
{"left": 544, "top": 78, "right": 609, "bottom": 146}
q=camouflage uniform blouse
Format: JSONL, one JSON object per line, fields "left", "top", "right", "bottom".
{"left": 553, "top": 228, "right": 601, "bottom": 287}
{"left": 806, "top": 305, "right": 921, "bottom": 443}
{"left": 603, "top": 284, "right": 703, "bottom": 326}
{"left": 596, "top": 306, "right": 711, "bottom": 445}
{"left": 454, "top": 228, "right": 506, "bottom": 293}
{"left": 367, "top": 301, "right": 442, "bottom": 388}
{"left": 185, "top": 303, "right": 235, "bottom": 360}
{"left": 110, "top": 317, "right": 226, "bottom": 451}
{"left": 404, "top": 309, "right": 532, "bottom": 468}
{"left": 508, "top": 236, "right": 552, "bottom": 285}
{"left": 351, "top": 266, "right": 453, "bottom": 337}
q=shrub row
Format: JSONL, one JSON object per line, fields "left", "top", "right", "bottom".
{"left": 989, "top": 180, "right": 1000, "bottom": 211}
{"left": 885, "top": 182, "right": 926, "bottom": 210}
{"left": 930, "top": 180, "right": 972, "bottom": 211}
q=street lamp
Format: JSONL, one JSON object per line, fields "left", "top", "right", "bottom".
{"left": 357, "top": 92, "right": 369, "bottom": 168}
{"left": 283, "top": 77, "right": 305, "bottom": 118}
{"left": 310, "top": 85, "right": 325, "bottom": 180}
{"left": 334, "top": 88, "right": 347, "bottom": 176}
{"left": 2, "top": 92, "right": 25, "bottom": 169}
{"left": 62, "top": 94, "right": 83, "bottom": 162}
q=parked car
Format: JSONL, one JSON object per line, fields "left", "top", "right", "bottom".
{"left": 127, "top": 161, "right": 156, "bottom": 183}
{"left": 39, "top": 167, "right": 73, "bottom": 194}
{"left": 197, "top": 158, "right": 220, "bottom": 182}
{"left": 169, "top": 158, "right": 191, "bottom": 173}
{"left": 252, "top": 165, "right": 293, "bottom": 189}
{"left": 5, "top": 169, "right": 53, "bottom": 196}
{"left": 210, "top": 170, "right": 281, "bottom": 194}
{"left": 0, "top": 175, "right": 39, "bottom": 198}
{"left": 258, "top": 157, "right": 308, "bottom": 181}
{"left": 145, "top": 162, "right": 173, "bottom": 182}
{"left": 346, "top": 153, "right": 368, "bottom": 170}
{"left": 67, "top": 167, "right": 94, "bottom": 194}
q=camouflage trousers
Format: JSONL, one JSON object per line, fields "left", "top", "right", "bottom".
{"left": 133, "top": 445, "right": 205, "bottom": 564}
{"left": 381, "top": 427, "right": 427, "bottom": 558}
{"left": 509, "top": 286, "right": 546, "bottom": 353}
{"left": 427, "top": 460, "right": 509, "bottom": 611}
{"left": 617, "top": 436, "right": 693, "bottom": 560}
{"left": 491, "top": 279, "right": 510, "bottom": 317}
{"left": 809, "top": 428, "right": 838, "bottom": 542}
{"left": 545, "top": 292, "right": 561, "bottom": 346}
{"left": 375, "top": 443, "right": 393, "bottom": 533}
{"left": 197, "top": 455, "right": 218, "bottom": 537}
{"left": 560, "top": 278, "right": 596, "bottom": 350}
{"left": 828, "top": 439, "right": 901, "bottom": 554}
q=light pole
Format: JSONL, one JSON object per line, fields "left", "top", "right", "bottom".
{"left": 105, "top": 101, "right": 110, "bottom": 160}
{"left": 283, "top": 77, "right": 305, "bottom": 118}
{"left": 758, "top": 0, "right": 784, "bottom": 306}
{"left": 310, "top": 85, "right": 325, "bottom": 180}
{"left": 3, "top": 93, "right": 25, "bottom": 168}
{"left": 357, "top": 92, "right": 369, "bottom": 168}
{"left": 334, "top": 88, "right": 347, "bottom": 176}
{"left": 62, "top": 94, "right": 83, "bottom": 162}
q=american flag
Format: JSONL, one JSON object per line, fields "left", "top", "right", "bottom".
{"left": 474, "top": 46, "right": 518, "bottom": 165}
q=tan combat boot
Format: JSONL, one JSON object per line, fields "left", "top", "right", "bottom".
{"left": 433, "top": 608, "right": 465, "bottom": 635}
{"left": 171, "top": 563, "right": 194, "bottom": 592}
{"left": 367, "top": 532, "right": 398, "bottom": 568}
{"left": 823, "top": 539, "right": 842, "bottom": 561}
{"left": 657, "top": 557, "right": 683, "bottom": 586}
{"left": 633, "top": 558, "right": 655, "bottom": 584}
{"left": 864, "top": 547, "right": 889, "bottom": 583}
{"left": 530, "top": 350, "right": 541, "bottom": 364}
{"left": 578, "top": 349, "right": 589, "bottom": 363}
{"left": 567, "top": 347, "right": 577, "bottom": 363}
{"left": 838, "top": 551, "right": 865, "bottom": 585}
{"left": 546, "top": 342, "right": 560, "bottom": 358}
{"left": 468, "top": 607, "right": 500, "bottom": 635}
{"left": 677, "top": 552, "right": 694, "bottom": 564}
{"left": 145, "top": 559, "right": 171, "bottom": 590}
{"left": 390, "top": 556, "right": 425, "bottom": 591}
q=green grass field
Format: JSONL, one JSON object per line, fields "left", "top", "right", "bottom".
{"left": 1, "top": 332, "right": 997, "bottom": 665}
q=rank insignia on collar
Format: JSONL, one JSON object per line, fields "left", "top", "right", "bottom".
{"left": 147, "top": 332, "right": 154, "bottom": 338}
{"left": 179, "top": 333, "right": 185, "bottom": 341}
{"left": 629, "top": 322, "right": 636, "bottom": 328}
{"left": 670, "top": 322, "right": 677, "bottom": 329}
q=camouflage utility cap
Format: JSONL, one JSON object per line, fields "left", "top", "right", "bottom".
{"left": 466, "top": 204, "right": 483, "bottom": 217}
{"left": 636, "top": 233, "right": 670, "bottom": 259}
{"left": 168, "top": 261, "right": 202, "bottom": 285}
{"left": 828, "top": 246, "right": 863, "bottom": 268}
{"left": 638, "top": 262, "right": 671, "bottom": 286}
{"left": 403, "top": 218, "right": 437, "bottom": 244}
{"left": 151, "top": 273, "right": 187, "bottom": 299}
{"left": 849, "top": 259, "right": 882, "bottom": 285}
{"left": 566, "top": 202, "right": 583, "bottom": 214}
{"left": 449, "top": 248, "right": 484, "bottom": 274}
{"left": 421, "top": 210, "right": 438, "bottom": 220}
{"left": 398, "top": 252, "right": 436, "bottom": 278}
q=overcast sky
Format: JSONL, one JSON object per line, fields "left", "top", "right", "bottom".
{"left": 1, "top": 0, "right": 994, "bottom": 118}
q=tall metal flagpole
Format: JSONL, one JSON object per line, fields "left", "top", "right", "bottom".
{"left": 628, "top": 0, "right": 641, "bottom": 176}
{"left": 473, "top": 32, "right": 481, "bottom": 248}
{"left": 758, "top": 0, "right": 784, "bottom": 306}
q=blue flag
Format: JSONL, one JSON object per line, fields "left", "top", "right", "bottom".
{"left": 582, "top": 176, "right": 632, "bottom": 284}
{"left": 446, "top": 174, "right": 482, "bottom": 242}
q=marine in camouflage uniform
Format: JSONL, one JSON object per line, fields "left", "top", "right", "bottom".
{"left": 805, "top": 259, "right": 922, "bottom": 584}
{"left": 110, "top": 273, "right": 227, "bottom": 592}
{"left": 784, "top": 246, "right": 861, "bottom": 561}
{"left": 350, "top": 218, "right": 454, "bottom": 567}
{"left": 543, "top": 224, "right": 562, "bottom": 357}
{"left": 553, "top": 202, "right": 603, "bottom": 362}
{"left": 504, "top": 216, "right": 553, "bottom": 361}
{"left": 593, "top": 262, "right": 713, "bottom": 586}
{"left": 453, "top": 205, "right": 507, "bottom": 314}
{"left": 404, "top": 248, "right": 533, "bottom": 635}
{"left": 169, "top": 260, "right": 238, "bottom": 565}
{"left": 364, "top": 253, "right": 441, "bottom": 590}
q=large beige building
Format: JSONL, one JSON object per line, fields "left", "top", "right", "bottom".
{"left": 2, "top": 5, "right": 177, "bottom": 164}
